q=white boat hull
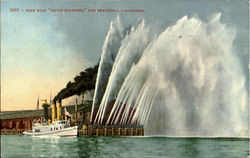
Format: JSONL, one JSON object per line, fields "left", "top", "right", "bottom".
{"left": 23, "top": 126, "right": 78, "bottom": 137}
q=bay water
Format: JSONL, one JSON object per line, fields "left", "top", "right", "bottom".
{"left": 1, "top": 135, "right": 249, "bottom": 158}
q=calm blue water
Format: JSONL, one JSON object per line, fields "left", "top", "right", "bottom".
{"left": 1, "top": 135, "right": 249, "bottom": 158}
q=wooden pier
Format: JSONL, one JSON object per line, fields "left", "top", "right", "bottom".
{"left": 78, "top": 125, "right": 144, "bottom": 136}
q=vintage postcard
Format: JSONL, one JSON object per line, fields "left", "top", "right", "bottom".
{"left": 1, "top": 0, "right": 249, "bottom": 157}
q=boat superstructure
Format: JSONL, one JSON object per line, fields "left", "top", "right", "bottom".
{"left": 23, "top": 120, "right": 77, "bottom": 136}
{"left": 23, "top": 100, "right": 78, "bottom": 136}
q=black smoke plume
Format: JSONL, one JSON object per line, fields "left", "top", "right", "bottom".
{"left": 53, "top": 64, "right": 98, "bottom": 102}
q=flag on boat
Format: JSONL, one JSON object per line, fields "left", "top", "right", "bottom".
{"left": 64, "top": 107, "right": 71, "bottom": 117}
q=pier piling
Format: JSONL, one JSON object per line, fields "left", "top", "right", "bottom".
{"left": 79, "top": 125, "right": 144, "bottom": 136}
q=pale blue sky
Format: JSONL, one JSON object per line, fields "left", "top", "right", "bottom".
{"left": 1, "top": 0, "right": 248, "bottom": 110}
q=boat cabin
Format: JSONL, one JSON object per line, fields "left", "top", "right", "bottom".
{"left": 32, "top": 120, "right": 70, "bottom": 133}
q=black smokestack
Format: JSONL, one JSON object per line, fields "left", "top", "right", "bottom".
{"left": 42, "top": 102, "right": 49, "bottom": 121}
{"left": 53, "top": 64, "right": 98, "bottom": 102}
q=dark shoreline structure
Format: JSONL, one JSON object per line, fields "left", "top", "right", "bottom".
{"left": 1, "top": 110, "right": 44, "bottom": 134}
{"left": 1, "top": 100, "right": 144, "bottom": 136}
{"left": 0, "top": 102, "right": 92, "bottom": 135}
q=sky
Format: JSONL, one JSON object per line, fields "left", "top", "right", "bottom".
{"left": 1, "top": 0, "right": 248, "bottom": 111}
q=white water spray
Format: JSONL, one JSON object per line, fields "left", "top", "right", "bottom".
{"left": 94, "top": 20, "right": 151, "bottom": 124}
{"left": 91, "top": 16, "right": 124, "bottom": 122}
{"left": 92, "top": 14, "right": 248, "bottom": 136}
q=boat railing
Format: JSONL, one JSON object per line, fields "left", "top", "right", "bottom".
{"left": 32, "top": 118, "right": 49, "bottom": 127}
{"left": 32, "top": 119, "right": 38, "bottom": 125}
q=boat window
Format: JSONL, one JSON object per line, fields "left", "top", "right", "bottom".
{"left": 35, "top": 129, "right": 40, "bottom": 132}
